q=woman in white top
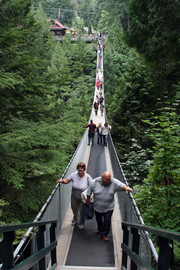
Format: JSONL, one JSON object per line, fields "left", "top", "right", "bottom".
{"left": 57, "top": 162, "right": 92, "bottom": 229}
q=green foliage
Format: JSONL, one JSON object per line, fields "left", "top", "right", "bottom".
{"left": 106, "top": 48, "right": 157, "bottom": 156}
{"left": 97, "top": 0, "right": 130, "bottom": 21}
{"left": 0, "top": 0, "right": 96, "bottom": 223}
{"left": 76, "top": 0, "right": 99, "bottom": 29}
{"left": 125, "top": 0, "right": 180, "bottom": 65}
{"left": 67, "top": 39, "right": 96, "bottom": 78}
{"left": 124, "top": 0, "right": 180, "bottom": 103}
{"left": 103, "top": 0, "right": 179, "bottom": 165}
{"left": 0, "top": 0, "right": 55, "bottom": 125}
{"left": 33, "top": 0, "right": 75, "bottom": 26}
{"left": 98, "top": 10, "right": 110, "bottom": 34}
{"left": 88, "top": 22, "right": 92, "bottom": 35}
{"left": 134, "top": 105, "right": 180, "bottom": 230}
{"left": 122, "top": 139, "right": 153, "bottom": 184}
{"left": 0, "top": 199, "right": 9, "bottom": 223}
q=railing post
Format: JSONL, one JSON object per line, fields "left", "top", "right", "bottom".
{"left": 130, "top": 227, "right": 140, "bottom": 270}
{"left": 121, "top": 224, "right": 129, "bottom": 269}
{"left": 50, "top": 222, "right": 57, "bottom": 267}
{"left": 157, "top": 236, "right": 171, "bottom": 270}
{"left": 1, "top": 231, "right": 15, "bottom": 270}
{"left": 37, "top": 224, "right": 46, "bottom": 270}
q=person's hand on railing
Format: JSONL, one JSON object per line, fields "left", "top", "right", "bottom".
{"left": 123, "top": 185, "right": 133, "bottom": 193}
{"left": 56, "top": 178, "right": 71, "bottom": 184}
{"left": 56, "top": 179, "right": 63, "bottom": 184}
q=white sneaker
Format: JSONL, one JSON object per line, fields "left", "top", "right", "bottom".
{"left": 79, "top": 225, "right": 84, "bottom": 230}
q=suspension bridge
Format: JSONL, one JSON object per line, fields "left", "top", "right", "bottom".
{"left": 0, "top": 39, "right": 179, "bottom": 270}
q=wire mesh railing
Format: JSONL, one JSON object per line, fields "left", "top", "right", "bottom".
{"left": 13, "top": 124, "right": 91, "bottom": 269}
{"left": 107, "top": 133, "right": 158, "bottom": 266}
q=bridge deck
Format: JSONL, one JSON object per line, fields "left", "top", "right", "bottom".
{"left": 65, "top": 138, "right": 114, "bottom": 268}
{"left": 55, "top": 43, "right": 123, "bottom": 270}
{"left": 56, "top": 113, "right": 123, "bottom": 270}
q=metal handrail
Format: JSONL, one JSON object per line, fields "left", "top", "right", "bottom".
{"left": 108, "top": 132, "right": 158, "bottom": 262}
{"left": 0, "top": 220, "right": 57, "bottom": 233}
{"left": 0, "top": 220, "right": 57, "bottom": 270}
{"left": 122, "top": 222, "right": 180, "bottom": 241}
{"left": 121, "top": 222, "right": 180, "bottom": 270}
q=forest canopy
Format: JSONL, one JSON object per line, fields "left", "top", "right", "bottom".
{"left": 0, "top": 0, "right": 96, "bottom": 223}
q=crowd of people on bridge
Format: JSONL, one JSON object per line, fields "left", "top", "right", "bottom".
{"left": 56, "top": 41, "right": 133, "bottom": 243}
{"left": 93, "top": 98, "right": 104, "bottom": 116}
{"left": 95, "top": 44, "right": 104, "bottom": 116}
{"left": 85, "top": 120, "right": 111, "bottom": 146}
{"left": 87, "top": 39, "right": 111, "bottom": 147}
{"left": 97, "top": 40, "right": 103, "bottom": 72}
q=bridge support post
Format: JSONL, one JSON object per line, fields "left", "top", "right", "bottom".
{"left": 121, "top": 224, "right": 129, "bottom": 269}
{"left": 50, "top": 222, "right": 57, "bottom": 267}
{"left": 37, "top": 224, "right": 46, "bottom": 270}
{"left": 130, "top": 227, "right": 140, "bottom": 270}
{"left": 0, "top": 231, "right": 15, "bottom": 270}
{"left": 157, "top": 236, "right": 172, "bottom": 270}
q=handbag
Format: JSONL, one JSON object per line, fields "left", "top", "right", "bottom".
{"left": 81, "top": 203, "right": 94, "bottom": 221}
{"left": 81, "top": 174, "right": 93, "bottom": 203}
{"left": 81, "top": 188, "right": 93, "bottom": 203}
{"left": 81, "top": 175, "right": 93, "bottom": 203}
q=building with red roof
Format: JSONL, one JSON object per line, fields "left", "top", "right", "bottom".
{"left": 49, "top": 19, "right": 67, "bottom": 37}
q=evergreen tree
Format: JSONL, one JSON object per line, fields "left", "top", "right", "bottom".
{"left": 125, "top": 0, "right": 180, "bottom": 65}
{"left": 134, "top": 105, "right": 180, "bottom": 231}
{"left": 0, "top": 0, "right": 96, "bottom": 223}
{"left": 77, "top": 0, "right": 99, "bottom": 28}
{"left": 124, "top": 0, "right": 180, "bottom": 100}
{"left": 98, "top": 10, "right": 109, "bottom": 34}
{"left": 32, "top": 0, "right": 75, "bottom": 26}
{"left": 108, "top": 50, "right": 157, "bottom": 156}
{"left": 103, "top": 0, "right": 179, "bottom": 164}
{"left": 0, "top": 0, "right": 54, "bottom": 125}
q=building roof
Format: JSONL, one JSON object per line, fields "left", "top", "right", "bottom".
{"left": 49, "top": 19, "right": 67, "bottom": 30}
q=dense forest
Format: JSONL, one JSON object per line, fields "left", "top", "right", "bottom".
{"left": 0, "top": 0, "right": 179, "bottom": 262}
{"left": 0, "top": 0, "right": 96, "bottom": 223}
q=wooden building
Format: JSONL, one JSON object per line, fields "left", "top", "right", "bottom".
{"left": 49, "top": 19, "right": 67, "bottom": 38}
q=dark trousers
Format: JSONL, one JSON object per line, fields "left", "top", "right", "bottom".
{"left": 103, "top": 134, "right": 108, "bottom": 146}
{"left": 95, "top": 210, "right": 113, "bottom": 236}
{"left": 97, "top": 133, "right": 102, "bottom": 144}
{"left": 88, "top": 133, "right": 95, "bottom": 145}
